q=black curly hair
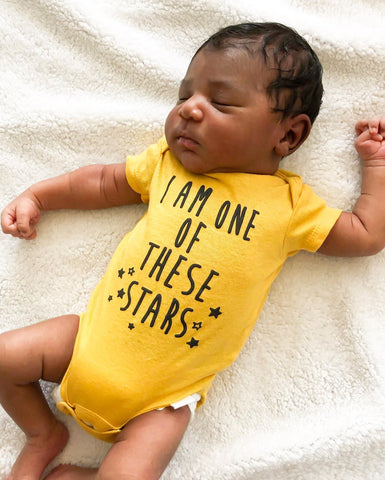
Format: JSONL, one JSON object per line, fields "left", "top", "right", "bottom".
{"left": 194, "top": 22, "right": 324, "bottom": 124}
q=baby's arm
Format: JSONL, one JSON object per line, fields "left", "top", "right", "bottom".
{"left": 319, "top": 115, "right": 385, "bottom": 256}
{"left": 1, "top": 163, "right": 141, "bottom": 240}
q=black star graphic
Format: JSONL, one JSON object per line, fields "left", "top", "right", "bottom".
{"left": 192, "top": 322, "right": 202, "bottom": 331}
{"left": 128, "top": 323, "right": 135, "bottom": 330}
{"left": 209, "top": 307, "right": 222, "bottom": 319}
{"left": 107, "top": 295, "right": 113, "bottom": 302}
{"left": 118, "top": 268, "right": 125, "bottom": 278}
{"left": 117, "top": 288, "right": 125, "bottom": 299}
{"left": 186, "top": 337, "right": 199, "bottom": 348}
{"left": 128, "top": 267, "right": 135, "bottom": 276}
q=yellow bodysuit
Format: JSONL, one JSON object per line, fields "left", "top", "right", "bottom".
{"left": 57, "top": 138, "right": 341, "bottom": 441}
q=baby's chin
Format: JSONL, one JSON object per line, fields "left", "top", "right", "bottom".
{"left": 170, "top": 148, "right": 209, "bottom": 175}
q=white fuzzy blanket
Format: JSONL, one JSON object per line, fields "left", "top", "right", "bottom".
{"left": 1, "top": 1, "right": 385, "bottom": 478}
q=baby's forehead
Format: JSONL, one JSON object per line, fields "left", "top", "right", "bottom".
{"left": 186, "top": 46, "right": 274, "bottom": 89}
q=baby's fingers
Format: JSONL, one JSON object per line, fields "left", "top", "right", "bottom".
{"left": 379, "top": 115, "right": 385, "bottom": 136}
{"left": 16, "top": 211, "right": 32, "bottom": 236}
{"left": 355, "top": 117, "right": 384, "bottom": 141}
{"left": 1, "top": 199, "right": 40, "bottom": 239}
{"left": 1, "top": 208, "right": 18, "bottom": 235}
{"left": 19, "top": 228, "right": 37, "bottom": 240}
{"left": 368, "top": 118, "right": 385, "bottom": 141}
{"left": 15, "top": 209, "right": 39, "bottom": 239}
{"left": 355, "top": 119, "right": 367, "bottom": 137}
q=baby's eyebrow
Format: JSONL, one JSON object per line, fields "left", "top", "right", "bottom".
{"left": 209, "top": 80, "right": 241, "bottom": 92}
{"left": 179, "top": 78, "right": 244, "bottom": 94}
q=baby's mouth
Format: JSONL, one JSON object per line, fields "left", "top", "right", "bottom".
{"left": 177, "top": 135, "right": 199, "bottom": 150}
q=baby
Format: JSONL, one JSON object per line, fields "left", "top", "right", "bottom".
{"left": 1, "top": 21, "right": 385, "bottom": 480}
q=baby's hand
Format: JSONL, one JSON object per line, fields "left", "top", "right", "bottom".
{"left": 1, "top": 193, "right": 42, "bottom": 240}
{"left": 355, "top": 115, "right": 385, "bottom": 162}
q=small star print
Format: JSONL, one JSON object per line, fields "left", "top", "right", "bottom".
{"left": 209, "top": 307, "right": 222, "bottom": 319}
{"left": 186, "top": 337, "right": 199, "bottom": 348}
{"left": 108, "top": 295, "right": 113, "bottom": 302}
{"left": 117, "top": 288, "right": 125, "bottom": 299}
{"left": 192, "top": 322, "right": 202, "bottom": 331}
{"left": 128, "top": 267, "right": 135, "bottom": 276}
{"left": 128, "top": 323, "right": 135, "bottom": 330}
{"left": 118, "top": 268, "right": 125, "bottom": 278}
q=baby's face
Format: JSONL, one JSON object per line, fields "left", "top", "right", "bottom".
{"left": 165, "top": 47, "right": 285, "bottom": 175}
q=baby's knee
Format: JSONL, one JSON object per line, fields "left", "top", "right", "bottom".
{"left": 0, "top": 328, "right": 35, "bottom": 381}
{"left": 0, "top": 330, "right": 18, "bottom": 378}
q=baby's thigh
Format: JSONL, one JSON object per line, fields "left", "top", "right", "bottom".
{"left": 98, "top": 406, "right": 191, "bottom": 480}
{"left": 0, "top": 314, "right": 79, "bottom": 384}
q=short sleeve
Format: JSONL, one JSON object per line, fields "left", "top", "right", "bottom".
{"left": 283, "top": 183, "right": 342, "bottom": 256}
{"left": 126, "top": 137, "right": 168, "bottom": 203}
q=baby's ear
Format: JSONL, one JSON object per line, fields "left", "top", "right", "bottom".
{"left": 274, "top": 114, "right": 311, "bottom": 157}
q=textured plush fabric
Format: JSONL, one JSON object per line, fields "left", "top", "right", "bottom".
{"left": 1, "top": 1, "right": 385, "bottom": 478}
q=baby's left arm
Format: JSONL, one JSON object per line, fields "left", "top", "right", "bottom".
{"left": 319, "top": 114, "right": 385, "bottom": 256}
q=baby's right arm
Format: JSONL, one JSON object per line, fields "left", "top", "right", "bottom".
{"left": 1, "top": 163, "right": 142, "bottom": 240}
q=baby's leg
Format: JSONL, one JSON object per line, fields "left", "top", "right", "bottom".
{"left": 46, "top": 405, "right": 191, "bottom": 480}
{"left": 0, "top": 314, "right": 79, "bottom": 480}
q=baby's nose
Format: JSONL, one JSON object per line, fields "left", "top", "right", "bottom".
{"left": 179, "top": 97, "right": 204, "bottom": 122}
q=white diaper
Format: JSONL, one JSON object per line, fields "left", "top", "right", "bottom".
{"left": 157, "top": 393, "right": 201, "bottom": 421}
